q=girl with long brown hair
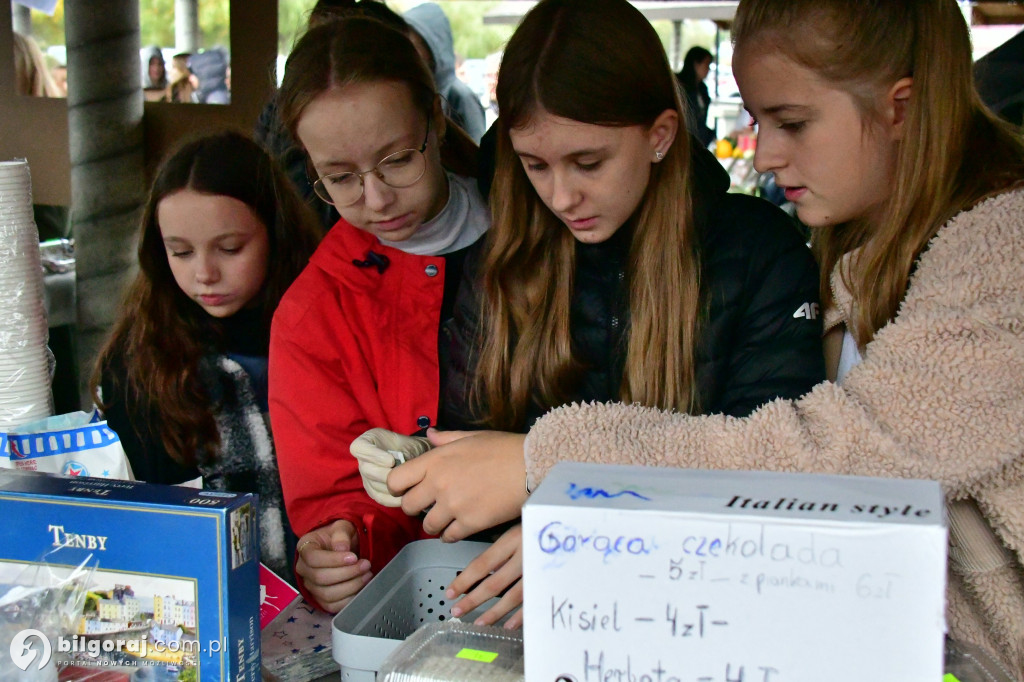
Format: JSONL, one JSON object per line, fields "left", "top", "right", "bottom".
{"left": 388, "top": 0, "right": 824, "bottom": 626}
{"left": 398, "top": 0, "right": 1024, "bottom": 669}
{"left": 269, "top": 15, "right": 488, "bottom": 611}
{"left": 92, "top": 131, "right": 322, "bottom": 583}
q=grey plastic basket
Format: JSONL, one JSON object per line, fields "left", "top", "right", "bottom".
{"left": 332, "top": 539, "right": 500, "bottom": 681}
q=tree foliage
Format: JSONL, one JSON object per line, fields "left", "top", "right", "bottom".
{"left": 22, "top": 0, "right": 65, "bottom": 53}
{"left": 24, "top": 1, "right": 718, "bottom": 77}
{"left": 277, "top": 1, "right": 513, "bottom": 60}
{"left": 138, "top": 0, "right": 231, "bottom": 51}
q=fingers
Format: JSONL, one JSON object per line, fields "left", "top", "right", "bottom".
{"left": 325, "top": 519, "right": 358, "bottom": 553}
{"left": 448, "top": 526, "right": 523, "bottom": 620}
{"left": 448, "top": 542, "right": 513, "bottom": 597}
{"left": 502, "top": 600, "right": 524, "bottom": 630}
{"left": 479, "top": 580, "right": 524, "bottom": 628}
{"left": 297, "top": 551, "right": 369, "bottom": 583}
{"left": 296, "top": 519, "right": 358, "bottom": 564}
{"left": 418, "top": 503, "right": 453, "bottom": 537}
{"left": 349, "top": 437, "right": 396, "bottom": 467}
{"left": 295, "top": 520, "right": 371, "bottom": 613}
{"left": 439, "top": 519, "right": 474, "bottom": 544}
{"left": 361, "top": 460, "right": 404, "bottom": 507}
{"left": 452, "top": 572, "right": 523, "bottom": 625}
{"left": 354, "top": 431, "right": 433, "bottom": 507}
{"left": 387, "top": 454, "right": 428, "bottom": 497}
{"left": 298, "top": 563, "right": 373, "bottom": 613}
{"left": 425, "top": 427, "right": 476, "bottom": 447}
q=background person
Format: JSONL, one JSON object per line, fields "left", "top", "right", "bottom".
{"left": 677, "top": 45, "right": 716, "bottom": 148}
{"left": 13, "top": 31, "right": 62, "bottom": 98}
{"left": 404, "top": 2, "right": 487, "bottom": 143}
{"left": 190, "top": 47, "right": 231, "bottom": 104}
{"left": 166, "top": 53, "right": 199, "bottom": 103}
{"left": 142, "top": 45, "right": 167, "bottom": 90}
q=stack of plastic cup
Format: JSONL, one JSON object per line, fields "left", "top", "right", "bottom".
{"left": 0, "top": 159, "right": 53, "bottom": 430}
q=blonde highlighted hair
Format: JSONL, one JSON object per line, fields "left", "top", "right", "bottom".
{"left": 477, "top": 0, "right": 702, "bottom": 430}
{"left": 734, "top": 0, "right": 1024, "bottom": 343}
{"left": 13, "top": 32, "right": 61, "bottom": 98}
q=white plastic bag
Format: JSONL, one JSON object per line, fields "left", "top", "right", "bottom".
{"left": 0, "top": 409, "right": 133, "bottom": 480}
{"left": 0, "top": 551, "right": 96, "bottom": 682}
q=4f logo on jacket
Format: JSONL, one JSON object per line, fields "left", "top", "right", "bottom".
{"left": 793, "top": 302, "right": 819, "bottom": 320}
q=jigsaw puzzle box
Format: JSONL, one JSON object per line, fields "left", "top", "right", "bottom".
{"left": 0, "top": 469, "right": 260, "bottom": 681}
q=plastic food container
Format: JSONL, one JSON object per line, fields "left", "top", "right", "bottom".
{"left": 332, "top": 540, "right": 505, "bottom": 681}
{"left": 943, "top": 637, "right": 1017, "bottom": 682}
{"left": 377, "top": 621, "right": 523, "bottom": 682}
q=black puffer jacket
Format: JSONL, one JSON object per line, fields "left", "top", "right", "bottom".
{"left": 440, "top": 145, "right": 824, "bottom": 431}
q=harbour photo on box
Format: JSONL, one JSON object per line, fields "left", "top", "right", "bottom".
{"left": 0, "top": 561, "right": 200, "bottom": 678}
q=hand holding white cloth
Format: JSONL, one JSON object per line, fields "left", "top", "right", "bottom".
{"left": 351, "top": 428, "right": 431, "bottom": 507}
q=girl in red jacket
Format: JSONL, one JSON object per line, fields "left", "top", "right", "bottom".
{"left": 269, "top": 16, "right": 487, "bottom": 611}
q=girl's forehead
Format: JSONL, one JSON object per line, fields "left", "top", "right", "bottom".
{"left": 305, "top": 82, "right": 423, "bottom": 136}
{"left": 511, "top": 112, "right": 627, "bottom": 146}
{"left": 157, "top": 190, "right": 265, "bottom": 239}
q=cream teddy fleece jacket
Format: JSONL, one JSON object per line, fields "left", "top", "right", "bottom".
{"left": 525, "top": 189, "right": 1024, "bottom": 679}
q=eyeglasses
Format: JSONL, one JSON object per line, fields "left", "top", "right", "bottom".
{"left": 311, "top": 119, "right": 431, "bottom": 207}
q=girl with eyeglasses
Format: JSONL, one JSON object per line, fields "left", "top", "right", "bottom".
{"left": 92, "top": 131, "right": 322, "bottom": 585}
{"left": 387, "top": 0, "right": 825, "bottom": 626}
{"left": 269, "top": 15, "right": 487, "bottom": 611}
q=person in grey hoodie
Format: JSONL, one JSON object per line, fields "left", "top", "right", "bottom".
{"left": 404, "top": 2, "right": 487, "bottom": 142}
{"left": 142, "top": 45, "right": 167, "bottom": 89}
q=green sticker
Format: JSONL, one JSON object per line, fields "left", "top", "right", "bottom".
{"left": 943, "top": 675, "right": 961, "bottom": 682}
{"left": 455, "top": 648, "right": 499, "bottom": 663}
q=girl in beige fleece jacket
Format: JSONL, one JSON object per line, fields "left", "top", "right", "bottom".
{"left": 389, "top": 0, "right": 1024, "bottom": 673}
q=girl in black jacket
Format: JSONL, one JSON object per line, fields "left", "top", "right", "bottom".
{"left": 387, "top": 0, "right": 824, "bottom": 626}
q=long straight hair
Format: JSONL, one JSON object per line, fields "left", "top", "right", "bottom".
{"left": 278, "top": 16, "right": 478, "bottom": 179}
{"left": 679, "top": 46, "right": 713, "bottom": 93}
{"left": 734, "top": 0, "right": 1024, "bottom": 343}
{"left": 91, "top": 132, "right": 322, "bottom": 466}
{"left": 477, "top": 0, "right": 702, "bottom": 430}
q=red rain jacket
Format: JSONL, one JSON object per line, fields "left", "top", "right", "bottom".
{"left": 269, "top": 220, "right": 448, "bottom": 591}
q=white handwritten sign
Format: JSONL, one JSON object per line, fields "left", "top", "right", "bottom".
{"left": 522, "top": 464, "right": 946, "bottom": 682}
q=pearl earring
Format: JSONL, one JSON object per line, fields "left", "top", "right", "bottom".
{"left": 654, "top": 150, "right": 664, "bottom": 161}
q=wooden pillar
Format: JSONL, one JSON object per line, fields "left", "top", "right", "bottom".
{"left": 65, "top": 0, "right": 145, "bottom": 405}
{"left": 11, "top": 2, "right": 30, "bottom": 35}
{"left": 175, "top": 0, "right": 200, "bottom": 53}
